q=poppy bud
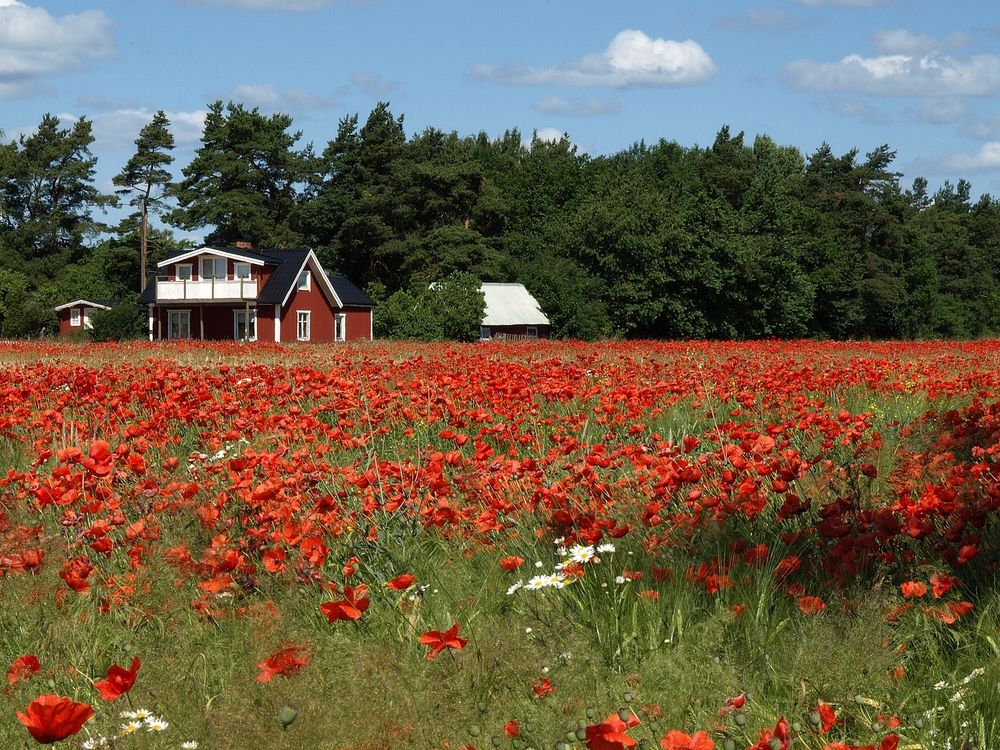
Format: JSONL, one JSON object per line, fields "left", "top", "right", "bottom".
{"left": 624, "top": 691, "right": 634, "bottom": 703}
{"left": 278, "top": 706, "right": 298, "bottom": 728}
{"left": 576, "top": 727, "right": 588, "bottom": 741}
{"left": 792, "top": 722, "right": 803, "bottom": 733}
{"left": 734, "top": 713, "right": 747, "bottom": 726}
{"left": 769, "top": 739, "right": 782, "bottom": 750}
{"left": 617, "top": 709, "right": 630, "bottom": 722}
{"left": 567, "top": 731, "right": 580, "bottom": 742}
{"left": 872, "top": 722, "right": 882, "bottom": 732}
{"left": 586, "top": 707, "right": 596, "bottom": 718}
{"left": 477, "top": 702, "right": 487, "bottom": 713}
{"left": 809, "top": 711, "right": 821, "bottom": 727}
{"left": 468, "top": 725, "right": 481, "bottom": 737}
{"left": 724, "top": 740, "right": 737, "bottom": 750}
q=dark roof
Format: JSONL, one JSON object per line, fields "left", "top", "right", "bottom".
{"left": 138, "top": 279, "right": 156, "bottom": 305}
{"left": 329, "top": 275, "right": 374, "bottom": 307}
{"left": 256, "top": 248, "right": 311, "bottom": 304}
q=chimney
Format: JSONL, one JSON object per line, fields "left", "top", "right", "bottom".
{"left": 234, "top": 233, "right": 253, "bottom": 250}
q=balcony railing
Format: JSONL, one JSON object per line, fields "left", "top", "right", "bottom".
{"left": 155, "top": 277, "right": 258, "bottom": 301}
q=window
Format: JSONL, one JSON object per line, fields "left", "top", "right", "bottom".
{"left": 167, "top": 310, "right": 191, "bottom": 340}
{"left": 297, "top": 311, "right": 310, "bottom": 341}
{"left": 234, "top": 263, "right": 251, "bottom": 280}
{"left": 335, "top": 313, "right": 346, "bottom": 342}
{"left": 526, "top": 326, "right": 538, "bottom": 339}
{"left": 297, "top": 270, "right": 310, "bottom": 291}
{"left": 200, "top": 257, "right": 227, "bottom": 280}
{"left": 480, "top": 326, "right": 491, "bottom": 340}
{"left": 176, "top": 264, "right": 193, "bottom": 281}
{"left": 70, "top": 308, "right": 81, "bottom": 326}
{"left": 234, "top": 309, "right": 256, "bottom": 341}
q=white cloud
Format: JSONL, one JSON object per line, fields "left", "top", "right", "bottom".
{"left": 228, "top": 83, "right": 337, "bottom": 110}
{"left": 874, "top": 29, "right": 969, "bottom": 55}
{"left": 0, "top": 2, "right": 114, "bottom": 98}
{"left": 8, "top": 108, "right": 206, "bottom": 150}
{"left": 908, "top": 97, "right": 972, "bottom": 124}
{"left": 532, "top": 96, "right": 620, "bottom": 117}
{"left": 964, "top": 116, "right": 1000, "bottom": 140}
{"left": 935, "top": 142, "right": 1000, "bottom": 172}
{"left": 180, "top": 0, "right": 332, "bottom": 10}
{"left": 473, "top": 30, "right": 716, "bottom": 87}
{"left": 350, "top": 71, "right": 400, "bottom": 97}
{"left": 786, "top": 52, "right": 1000, "bottom": 96}
{"left": 818, "top": 96, "right": 892, "bottom": 124}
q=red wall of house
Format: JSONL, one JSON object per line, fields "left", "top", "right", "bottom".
{"left": 150, "top": 304, "right": 272, "bottom": 341}
{"left": 343, "top": 307, "right": 372, "bottom": 341}
{"left": 281, "top": 285, "right": 336, "bottom": 342}
{"left": 257, "top": 306, "right": 274, "bottom": 342}
{"left": 58, "top": 304, "right": 100, "bottom": 336}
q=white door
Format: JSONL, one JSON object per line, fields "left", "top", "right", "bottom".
{"left": 168, "top": 310, "right": 191, "bottom": 339}
{"left": 234, "top": 309, "right": 256, "bottom": 341}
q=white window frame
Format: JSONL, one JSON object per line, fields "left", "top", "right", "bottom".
{"left": 200, "top": 257, "right": 227, "bottom": 280}
{"left": 526, "top": 326, "right": 538, "bottom": 339}
{"left": 335, "top": 313, "right": 346, "bottom": 342}
{"left": 297, "top": 310, "right": 311, "bottom": 341}
{"left": 480, "top": 326, "right": 491, "bottom": 340}
{"left": 296, "top": 270, "right": 311, "bottom": 291}
{"left": 176, "top": 263, "right": 193, "bottom": 281}
{"left": 233, "top": 308, "right": 257, "bottom": 341}
{"left": 167, "top": 309, "right": 191, "bottom": 340}
{"left": 234, "top": 262, "right": 251, "bottom": 280}
{"left": 70, "top": 308, "right": 81, "bottom": 327}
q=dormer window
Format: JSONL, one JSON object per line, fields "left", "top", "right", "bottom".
{"left": 297, "top": 270, "right": 311, "bottom": 291}
{"left": 234, "top": 262, "right": 251, "bottom": 279}
{"left": 201, "top": 257, "right": 226, "bottom": 280}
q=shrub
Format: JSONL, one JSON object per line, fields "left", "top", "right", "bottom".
{"left": 89, "top": 300, "right": 147, "bottom": 342}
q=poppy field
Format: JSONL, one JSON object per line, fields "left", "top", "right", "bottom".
{"left": 1, "top": 340, "right": 999, "bottom": 750}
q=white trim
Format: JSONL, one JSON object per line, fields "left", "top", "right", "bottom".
{"left": 176, "top": 263, "right": 193, "bottom": 281}
{"left": 200, "top": 256, "right": 227, "bottom": 281}
{"left": 369, "top": 309, "right": 373, "bottom": 341}
{"left": 335, "top": 312, "right": 346, "bottom": 342}
{"left": 148, "top": 308, "right": 154, "bottom": 342}
{"left": 156, "top": 246, "right": 265, "bottom": 268}
{"left": 55, "top": 299, "right": 112, "bottom": 312}
{"left": 167, "top": 309, "right": 192, "bottom": 340}
{"left": 233, "top": 308, "right": 257, "bottom": 342}
{"left": 70, "top": 308, "right": 81, "bottom": 326}
{"left": 280, "top": 251, "right": 343, "bottom": 308}
{"left": 296, "top": 310, "right": 311, "bottom": 341}
{"left": 274, "top": 304, "right": 281, "bottom": 342}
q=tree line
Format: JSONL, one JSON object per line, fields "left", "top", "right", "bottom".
{"left": 1, "top": 101, "right": 998, "bottom": 339}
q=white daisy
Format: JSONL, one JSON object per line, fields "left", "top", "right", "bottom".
{"left": 597, "top": 543, "right": 616, "bottom": 554}
{"left": 120, "top": 720, "right": 143, "bottom": 735}
{"left": 181, "top": 742, "right": 200, "bottom": 749}
{"left": 145, "top": 717, "right": 169, "bottom": 732}
{"left": 526, "top": 575, "right": 548, "bottom": 590}
{"left": 545, "top": 574, "right": 567, "bottom": 589}
{"left": 506, "top": 580, "right": 524, "bottom": 595}
{"left": 569, "top": 544, "right": 596, "bottom": 564}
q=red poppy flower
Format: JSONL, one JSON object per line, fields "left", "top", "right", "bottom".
{"left": 930, "top": 572, "right": 956, "bottom": 598}
{"left": 500, "top": 556, "right": 525, "bottom": 571}
{"left": 899, "top": 581, "right": 927, "bottom": 598}
{"left": 7, "top": 654, "right": 41, "bottom": 687}
{"left": 320, "top": 584, "right": 370, "bottom": 623}
{"left": 660, "top": 729, "right": 714, "bottom": 750}
{"left": 17, "top": 694, "right": 94, "bottom": 744}
{"left": 93, "top": 656, "right": 140, "bottom": 702}
{"left": 418, "top": 622, "right": 468, "bottom": 659}
{"left": 256, "top": 645, "right": 310, "bottom": 682}
{"left": 817, "top": 701, "right": 836, "bottom": 733}
{"left": 532, "top": 677, "right": 555, "bottom": 697}
{"left": 585, "top": 712, "right": 640, "bottom": 750}
{"left": 504, "top": 720, "right": 520, "bottom": 737}
{"left": 385, "top": 574, "right": 416, "bottom": 591}
{"left": 798, "top": 596, "right": 827, "bottom": 615}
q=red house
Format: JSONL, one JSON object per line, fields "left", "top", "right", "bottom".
{"left": 139, "top": 244, "right": 373, "bottom": 342}
{"left": 54, "top": 299, "right": 114, "bottom": 336}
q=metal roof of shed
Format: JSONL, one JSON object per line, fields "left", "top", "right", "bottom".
{"left": 481, "top": 283, "right": 549, "bottom": 326}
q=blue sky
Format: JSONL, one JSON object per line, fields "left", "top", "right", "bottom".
{"left": 3, "top": 0, "right": 1000, "bottom": 235}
